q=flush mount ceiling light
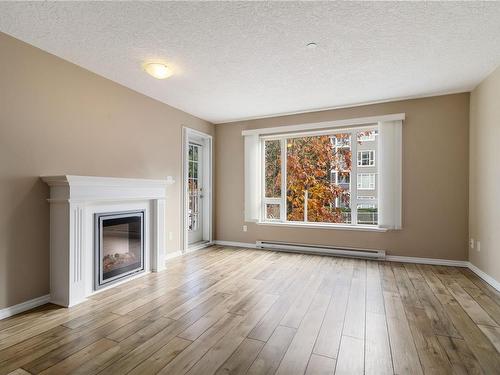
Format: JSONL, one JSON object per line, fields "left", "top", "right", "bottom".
{"left": 306, "top": 42, "right": 318, "bottom": 49}
{"left": 142, "top": 62, "right": 173, "bottom": 79}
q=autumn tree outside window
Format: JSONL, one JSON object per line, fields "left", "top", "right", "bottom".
{"left": 262, "top": 126, "right": 379, "bottom": 226}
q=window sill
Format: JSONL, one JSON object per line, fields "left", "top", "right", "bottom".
{"left": 257, "top": 221, "right": 389, "bottom": 232}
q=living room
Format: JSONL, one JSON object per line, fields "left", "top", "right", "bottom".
{"left": 0, "top": 2, "right": 499, "bottom": 374}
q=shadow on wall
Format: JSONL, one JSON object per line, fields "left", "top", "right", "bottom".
{"left": 2, "top": 177, "right": 50, "bottom": 309}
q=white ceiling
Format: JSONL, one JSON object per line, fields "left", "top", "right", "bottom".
{"left": 1, "top": 2, "right": 500, "bottom": 123}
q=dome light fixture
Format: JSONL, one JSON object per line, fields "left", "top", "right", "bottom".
{"left": 306, "top": 42, "right": 318, "bottom": 49}
{"left": 142, "top": 62, "right": 173, "bottom": 79}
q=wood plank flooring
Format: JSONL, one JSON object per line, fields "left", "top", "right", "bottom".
{"left": 1, "top": 246, "right": 500, "bottom": 375}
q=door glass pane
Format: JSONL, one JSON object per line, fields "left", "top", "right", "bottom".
{"left": 193, "top": 145, "right": 198, "bottom": 161}
{"left": 188, "top": 144, "right": 201, "bottom": 232}
{"left": 189, "top": 145, "right": 194, "bottom": 161}
{"left": 192, "top": 163, "right": 198, "bottom": 179}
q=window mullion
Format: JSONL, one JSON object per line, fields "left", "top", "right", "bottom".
{"left": 351, "top": 131, "right": 358, "bottom": 225}
{"left": 280, "top": 138, "right": 287, "bottom": 222}
{"left": 260, "top": 138, "right": 266, "bottom": 221}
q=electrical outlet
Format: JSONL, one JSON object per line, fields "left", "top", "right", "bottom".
{"left": 476, "top": 241, "right": 481, "bottom": 252}
{"left": 168, "top": 232, "right": 173, "bottom": 241}
{"left": 243, "top": 225, "right": 248, "bottom": 232}
{"left": 470, "top": 238, "right": 475, "bottom": 249}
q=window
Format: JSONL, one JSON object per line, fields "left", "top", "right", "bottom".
{"left": 261, "top": 126, "right": 378, "bottom": 226}
{"left": 357, "top": 150, "right": 375, "bottom": 167}
{"left": 244, "top": 115, "right": 403, "bottom": 230}
{"left": 331, "top": 171, "right": 350, "bottom": 186}
{"left": 357, "top": 173, "right": 376, "bottom": 190}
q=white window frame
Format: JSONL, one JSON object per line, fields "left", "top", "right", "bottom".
{"left": 260, "top": 125, "right": 380, "bottom": 228}
{"left": 357, "top": 173, "right": 376, "bottom": 190}
{"left": 244, "top": 113, "right": 404, "bottom": 231}
{"left": 357, "top": 150, "right": 375, "bottom": 167}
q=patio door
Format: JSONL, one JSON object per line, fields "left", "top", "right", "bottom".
{"left": 183, "top": 127, "right": 212, "bottom": 252}
{"left": 188, "top": 142, "right": 204, "bottom": 245}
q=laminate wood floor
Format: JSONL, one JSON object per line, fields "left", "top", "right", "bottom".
{"left": 1, "top": 246, "right": 500, "bottom": 375}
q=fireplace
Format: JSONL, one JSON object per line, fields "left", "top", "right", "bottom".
{"left": 43, "top": 175, "right": 169, "bottom": 307}
{"left": 95, "top": 210, "right": 145, "bottom": 290}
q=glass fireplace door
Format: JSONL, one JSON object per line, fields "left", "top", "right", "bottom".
{"left": 95, "top": 210, "right": 145, "bottom": 289}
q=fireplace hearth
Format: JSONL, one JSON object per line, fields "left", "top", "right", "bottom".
{"left": 95, "top": 211, "right": 145, "bottom": 289}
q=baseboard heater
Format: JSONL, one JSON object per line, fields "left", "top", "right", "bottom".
{"left": 255, "top": 240, "right": 386, "bottom": 260}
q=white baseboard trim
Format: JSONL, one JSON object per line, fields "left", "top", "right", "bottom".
{"left": 187, "top": 241, "right": 214, "bottom": 253}
{"left": 165, "top": 250, "right": 183, "bottom": 261}
{"left": 467, "top": 262, "right": 500, "bottom": 292}
{"left": 385, "top": 255, "right": 467, "bottom": 267}
{"left": 214, "top": 240, "right": 257, "bottom": 249}
{"left": 215, "top": 241, "right": 466, "bottom": 265}
{"left": 0, "top": 294, "right": 51, "bottom": 320}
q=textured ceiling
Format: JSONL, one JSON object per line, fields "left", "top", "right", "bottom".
{"left": 1, "top": 2, "right": 500, "bottom": 123}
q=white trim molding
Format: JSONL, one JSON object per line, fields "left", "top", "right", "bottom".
{"left": 215, "top": 240, "right": 258, "bottom": 249}
{"left": 187, "top": 241, "right": 214, "bottom": 252}
{"left": 256, "top": 221, "right": 388, "bottom": 232}
{"left": 385, "top": 255, "right": 467, "bottom": 267}
{"left": 182, "top": 127, "right": 214, "bottom": 252}
{"left": 165, "top": 250, "right": 183, "bottom": 261}
{"left": 467, "top": 262, "right": 500, "bottom": 292}
{"left": 241, "top": 113, "right": 405, "bottom": 136}
{"left": 0, "top": 294, "right": 50, "bottom": 320}
{"left": 148, "top": 241, "right": 214, "bottom": 262}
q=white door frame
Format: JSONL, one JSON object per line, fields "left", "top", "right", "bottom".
{"left": 182, "top": 127, "right": 213, "bottom": 252}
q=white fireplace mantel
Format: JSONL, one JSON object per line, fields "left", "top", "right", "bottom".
{"left": 42, "top": 175, "right": 170, "bottom": 307}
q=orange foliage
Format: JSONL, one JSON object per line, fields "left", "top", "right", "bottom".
{"left": 286, "top": 135, "right": 351, "bottom": 222}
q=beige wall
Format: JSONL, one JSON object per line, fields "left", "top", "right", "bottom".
{"left": 469, "top": 65, "right": 500, "bottom": 282}
{"left": 0, "top": 33, "right": 214, "bottom": 309}
{"left": 215, "top": 94, "right": 470, "bottom": 261}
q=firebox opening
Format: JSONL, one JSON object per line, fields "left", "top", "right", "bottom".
{"left": 95, "top": 210, "right": 145, "bottom": 290}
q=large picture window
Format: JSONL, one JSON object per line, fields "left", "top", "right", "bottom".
{"left": 262, "top": 126, "right": 378, "bottom": 227}
{"left": 244, "top": 115, "right": 403, "bottom": 230}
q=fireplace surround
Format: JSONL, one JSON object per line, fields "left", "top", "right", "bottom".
{"left": 42, "top": 175, "right": 170, "bottom": 307}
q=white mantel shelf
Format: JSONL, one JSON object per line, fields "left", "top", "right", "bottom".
{"left": 42, "top": 175, "right": 170, "bottom": 203}
{"left": 42, "top": 175, "right": 171, "bottom": 307}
